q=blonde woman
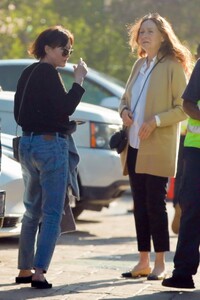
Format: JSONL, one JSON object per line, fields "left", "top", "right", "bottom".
{"left": 119, "top": 13, "right": 193, "bottom": 280}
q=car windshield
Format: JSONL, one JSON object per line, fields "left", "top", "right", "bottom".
{"left": 90, "top": 69, "right": 125, "bottom": 88}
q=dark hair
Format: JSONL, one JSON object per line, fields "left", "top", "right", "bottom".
{"left": 28, "top": 25, "right": 74, "bottom": 59}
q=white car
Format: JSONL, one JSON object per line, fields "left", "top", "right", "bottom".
{"left": 0, "top": 90, "right": 129, "bottom": 237}
{"left": 0, "top": 153, "right": 23, "bottom": 237}
{"left": 0, "top": 59, "right": 125, "bottom": 110}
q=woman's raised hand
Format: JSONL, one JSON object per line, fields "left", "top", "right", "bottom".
{"left": 73, "top": 58, "right": 88, "bottom": 86}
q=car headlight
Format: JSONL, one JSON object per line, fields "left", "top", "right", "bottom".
{"left": 90, "top": 122, "right": 122, "bottom": 149}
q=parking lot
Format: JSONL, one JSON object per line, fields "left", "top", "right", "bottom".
{"left": 1, "top": 192, "right": 200, "bottom": 300}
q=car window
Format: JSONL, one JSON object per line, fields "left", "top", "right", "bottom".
{"left": 60, "top": 70, "right": 115, "bottom": 106}
{"left": 0, "top": 65, "right": 25, "bottom": 91}
{"left": 0, "top": 62, "right": 121, "bottom": 109}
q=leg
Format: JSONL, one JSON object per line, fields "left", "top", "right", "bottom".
{"left": 173, "top": 148, "right": 200, "bottom": 277}
{"left": 122, "top": 147, "right": 151, "bottom": 278}
{"left": 145, "top": 174, "right": 169, "bottom": 279}
{"left": 16, "top": 137, "right": 42, "bottom": 282}
{"left": 32, "top": 136, "right": 69, "bottom": 274}
{"left": 127, "top": 147, "right": 151, "bottom": 252}
{"left": 162, "top": 148, "right": 200, "bottom": 289}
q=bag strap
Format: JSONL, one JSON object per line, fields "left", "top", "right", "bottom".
{"left": 131, "top": 55, "right": 165, "bottom": 114}
{"left": 15, "top": 63, "right": 40, "bottom": 135}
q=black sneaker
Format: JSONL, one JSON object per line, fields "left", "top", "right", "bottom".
{"left": 162, "top": 276, "right": 195, "bottom": 289}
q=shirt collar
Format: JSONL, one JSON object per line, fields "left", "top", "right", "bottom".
{"left": 140, "top": 56, "right": 157, "bottom": 75}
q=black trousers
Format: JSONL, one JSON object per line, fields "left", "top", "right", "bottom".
{"left": 127, "top": 146, "right": 169, "bottom": 252}
{"left": 173, "top": 147, "right": 200, "bottom": 277}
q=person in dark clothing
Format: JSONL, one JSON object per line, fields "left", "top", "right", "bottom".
{"left": 162, "top": 59, "right": 200, "bottom": 289}
{"left": 14, "top": 25, "right": 87, "bottom": 289}
{"left": 171, "top": 43, "right": 200, "bottom": 234}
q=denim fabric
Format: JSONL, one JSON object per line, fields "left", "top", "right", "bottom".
{"left": 127, "top": 146, "right": 169, "bottom": 252}
{"left": 18, "top": 134, "right": 69, "bottom": 272}
{"left": 173, "top": 147, "right": 200, "bottom": 277}
{"left": 60, "top": 135, "right": 80, "bottom": 233}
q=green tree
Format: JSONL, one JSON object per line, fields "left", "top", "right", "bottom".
{"left": 0, "top": 0, "right": 200, "bottom": 82}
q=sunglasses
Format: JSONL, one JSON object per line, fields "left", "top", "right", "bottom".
{"left": 61, "top": 47, "right": 74, "bottom": 57}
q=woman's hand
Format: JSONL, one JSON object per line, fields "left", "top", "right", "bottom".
{"left": 73, "top": 58, "right": 88, "bottom": 86}
{"left": 121, "top": 109, "right": 133, "bottom": 127}
{"left": 138, "top": 117, "right": 157, "bottom": 140}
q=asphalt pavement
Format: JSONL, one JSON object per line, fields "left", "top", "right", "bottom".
{"left": 0, "top": 193, "right": 200, "bottom": 300}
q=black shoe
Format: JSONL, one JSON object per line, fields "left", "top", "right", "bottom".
{"left": 121, "top": 267, "right": 151, "bottom": 278}
{"left": 147, "top": 272, "right": 167, "bottom": 281}
{"left": 162, "top": 276, "right": 195, "bottom": 289}
{"left": 31, "top": 279, "right": 52, "bottom": 289}
{"left": 15, "top": 275, "right": 32, "bottom": 284}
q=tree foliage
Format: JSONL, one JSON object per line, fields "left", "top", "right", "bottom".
{"left": 0, "top": 0, "right": 199, "bottom": 82}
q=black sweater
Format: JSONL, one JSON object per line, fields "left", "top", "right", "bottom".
{"left": 14, "top": 62, "right": 85, "bottom": 133}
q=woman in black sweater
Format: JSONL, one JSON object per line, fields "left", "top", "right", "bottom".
{"left": 14, "top": 25, "right": 87, "bottom": 289}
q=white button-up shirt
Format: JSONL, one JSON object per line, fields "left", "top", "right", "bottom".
{"left": 129, "top": 57, "right": 156, "bottom": 149}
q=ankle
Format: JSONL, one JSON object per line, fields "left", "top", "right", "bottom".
{"left": 18, "top": 270, "right": 33, "bottom": 277}
{"left": 139, "top": 251, "right": 150, "bottom": 261}
{"left": 32, "top": 268, "right": 46, "bottom": 281}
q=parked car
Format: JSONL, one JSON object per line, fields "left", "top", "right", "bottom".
{"left": 0, "top": 90, "right": 129, "bottom": 237}
{"left": 0, "top": 153, "right": 23, "bottom": 236}
{"left": 0, "top": 132, "right": 6, "bottom": 229}
{"left": 0, "top": 59, "right": 125, "bottom": 110}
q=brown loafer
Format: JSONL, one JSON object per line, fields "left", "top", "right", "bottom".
{"left": 122, "top": 267, "right": 151, "bottom": 278}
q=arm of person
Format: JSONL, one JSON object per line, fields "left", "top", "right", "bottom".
{"left": 43, "top": 64, "right": 85, "bottom": 116}
{"left": 183, "top": 100, "right": 200, "bottom": 121}
{"left": 138, "top": 117, "right": 157, "bottom": 140}
{"left": 182, "top": 60, "right": 200, "bottom": 121}
{"left": 155, "top": 61, "right": 188, "bottom": 127}
{"left": 73, "top": 58, "right": 88, "bottom": 86}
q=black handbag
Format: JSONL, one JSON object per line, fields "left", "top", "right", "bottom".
{"left": 109, "top": 127, "right": 128, "bottom": 154}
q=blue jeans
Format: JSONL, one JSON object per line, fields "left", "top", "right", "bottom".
{"left": 18, "top": 134, "right": 69, "bottom": 272}
{"left": 173, "top": 147, "right": 200, "bottom": 277}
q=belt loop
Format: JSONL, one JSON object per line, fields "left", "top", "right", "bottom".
{"left": 56, "top": 132, "right": 59, "bottom": 141}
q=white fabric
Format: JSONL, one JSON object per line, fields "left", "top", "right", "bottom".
{"left": 155, "top": 115, "right": 161, "bottom": 126}
{"left": 129, "top": 57, "right": 156, "bottom": 149}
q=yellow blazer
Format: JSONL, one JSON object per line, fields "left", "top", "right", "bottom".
{"left": 119, "top": 56, "right": 188, "bottom": 177}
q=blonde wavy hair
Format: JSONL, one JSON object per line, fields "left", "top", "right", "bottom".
{"left": 127, "top": 13, "right": 194, "bottom": 77}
